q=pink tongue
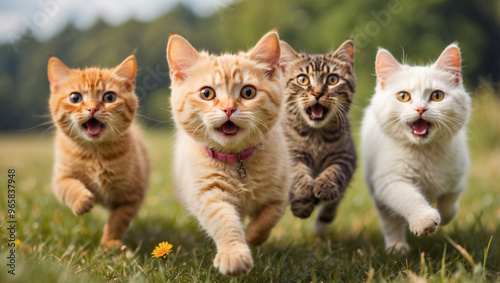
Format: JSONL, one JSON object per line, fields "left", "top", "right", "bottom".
{"left": 86, "top": 119, "right": 101, "bottom": 135}
{"left": 311, "top": 104, "right": 324, "bottom": 118}
{"left": 412, "top": 119, "right": 428, "bottom": 135}
{"left": 221, "top": 121, "right": 237, "bottom": 134}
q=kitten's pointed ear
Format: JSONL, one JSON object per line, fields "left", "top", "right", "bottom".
{"left": 376, "top": 48, "right": 401, "bottom": 89}
{"left": 113, "top": 55, "right": 137, "bottom": 82}
{"left": 48, "top": 57, "right": 72, "bottom": 86}
{"left": 434, "top": 43, "right": 462, "bottom": 84}
{"left": 250, "top": 30, "right": 280, "bottom": 76}
{"left": 167, "top": 34, "right": 200, "bottom": 81}
{"left": 333, "top": 38, "right": 355, "bottom": 64}
{"left": 279, "top": 40, "right": 298, "bottom": 72}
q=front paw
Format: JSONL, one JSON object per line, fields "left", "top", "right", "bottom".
{"left": 290, "top": 184, "right": 316, "bottom": 218}
{"left": 71, "top": 190, "right": 94, "bottom": 216}
{"left": 313, "top": 177, "right": 340, "bottom": 201}
{"left": 214, "top": 245, "right": 253, "bottom": 276}
{"left": 409, "top": 209, "right": 441, "bottom": 237}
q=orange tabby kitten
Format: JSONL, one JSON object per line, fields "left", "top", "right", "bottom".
{"left": 167, "top": 31, "right": 290, "bottom": 276}
{"left": 47, "top": 54, "right": 150, "bottom": 248}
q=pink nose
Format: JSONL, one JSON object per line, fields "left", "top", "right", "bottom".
{"left": 415, "top": 107, "right": 427, "bottom": 116}
{"left": 222, "top": 106, "right": 236, "bottom": 118}
{"left": 88, "top": 108, "right": 99, "bottom": 116}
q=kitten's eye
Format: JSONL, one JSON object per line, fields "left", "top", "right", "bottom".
{"left": 200, "top": 87, "right": 216, "bottom": 100}
{"left": 69, "top": 92, "right": 82, "bottom": 103}
{"left": 240, "top": 85, "right": 257, "bottom": 99}
{"left": 430, "top": 90, "right": 445, "bottom": 102}
{"left": 297, "top": 75, "right": 309, "bottom": 86}
{"left": 396, "top": 91, "right": 411, "bottom": 102}
{"left": 327, "top": 74, "right": 339, "bottom": 85}
{"left": 103, "top": 92, "right": 116, "bottom": 103}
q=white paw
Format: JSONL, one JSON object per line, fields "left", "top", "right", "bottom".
{"left": 213, "top": 245, "right": 253, "bottom": 276}
{"left": 409, "top": 209, "right": 441, "bottom": 237}
{"left": 386, "top": 241, "right": 410, "bottom": 253}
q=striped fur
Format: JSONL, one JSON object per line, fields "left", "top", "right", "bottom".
{"left": 48, "top": 55, "right": 150, "bottom": 249}
{"left": 280, "top": 39, "right": 357, "bottom": 234}
{"left": 167, "top": 31, "right": 290, "bottom": 276}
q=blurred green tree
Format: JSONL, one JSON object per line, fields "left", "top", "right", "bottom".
{"left": 0, "top": 0, "right": 497, "bottom": 130}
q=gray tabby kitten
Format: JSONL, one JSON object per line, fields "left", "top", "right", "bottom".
{"left": 280, "top": 39, "right": 357, "bottom": 234}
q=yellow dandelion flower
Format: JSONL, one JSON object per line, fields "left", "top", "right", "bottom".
{"left": 151, "top": 241, "right": 173, "bottom": 259}
{"left": 15, "top": 239, "right": 22, "bottom": 249}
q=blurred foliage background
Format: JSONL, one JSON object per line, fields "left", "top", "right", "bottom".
{"left": 0, "top": 0, "right": 498, "bottom": 130}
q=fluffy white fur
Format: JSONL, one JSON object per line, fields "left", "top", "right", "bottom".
{"left": 361, "top": 44, "right": 470, "bottom": 251}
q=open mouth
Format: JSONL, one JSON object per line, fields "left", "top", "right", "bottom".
{"left": 411, "top": 118, "right": 431, "bottom": 137}
{"left": 216, "top": 121, "right": 239, "bottom": 136}
{"left": 82, "top": 117, "right": 105, "bottom": 138}
{"left": 306, "top": 103, "right": 329, "bottom": 121}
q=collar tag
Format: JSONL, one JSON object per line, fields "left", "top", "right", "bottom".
{"left": 236, "top": 153, "right": 247, "bottom": 179}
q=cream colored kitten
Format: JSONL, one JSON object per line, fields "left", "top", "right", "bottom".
{"left": 167, "top": 31, "right": 290, "bottom": 276}
{"left": 361, "top": 44, "right": 470, "bottom": 251}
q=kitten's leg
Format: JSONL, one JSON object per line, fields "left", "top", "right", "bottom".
{"left": 375, "top": 181, "right": 441, "bottom": 237}
{"left": 245, "top": 199, "right": 286, "bottom": 246}
{"left": 313, "top": 154, "right": 356, "bottom": 201}
{"left": 377, "top": 206, "right": 409, "bottom": 252}
{"left": 100, "top": 202, "right": 141, "bottom": 249}
{"left": 53, "top": 177, "right": 94, "bottom": 216}
{"left": 437, "top": 191, "right": 461, "bottom": 225}
{"left": 196, "top": 188, "right": 253, "bottom": 276}
{"left": 437, "top": 178, "right": 465, "bottom": 225}
{"left": 289, "top": 161, "right": 316, "bottom": 218}
{"left": 313, "top": 198, "right": 341, "bottom": 235}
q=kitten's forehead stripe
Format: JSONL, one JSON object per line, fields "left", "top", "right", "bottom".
{"left": 231, "top": 68, "right": 243, "bottom": 85}
{"left": 215, "top": 69, "right": 222, "bottom": 83}
{"left": 320, "top": 62, "right": 326, "bottom": 72}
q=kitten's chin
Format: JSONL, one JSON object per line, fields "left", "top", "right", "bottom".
{"left": 81, "top": 117, "right": 106, "bottom": 140}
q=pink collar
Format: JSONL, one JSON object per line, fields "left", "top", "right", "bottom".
{"left": 204, "top": 146, "right": 255, "bottom": 163}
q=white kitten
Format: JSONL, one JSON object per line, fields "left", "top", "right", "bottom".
{"left": 361, "top": 44, "right": 470, "bottom": 251}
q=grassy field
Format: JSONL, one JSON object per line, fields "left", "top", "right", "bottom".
{"left": 1, "top": 92, "right": 499, "bottom": 282}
